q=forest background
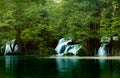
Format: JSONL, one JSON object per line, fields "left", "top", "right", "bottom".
{"left": 0, "top": 0, "right": 120, "bottom": 56}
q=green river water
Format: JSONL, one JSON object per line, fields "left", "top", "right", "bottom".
{"left": 0, "top": 56, "right": 120, "bottom": 78}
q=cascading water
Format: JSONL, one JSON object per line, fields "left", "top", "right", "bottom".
{"left": 11, "top": 39, "right": 18, "bottom": 53}
{"left": 0, "top": 39, "right": 18, "bottom": 55}
{"left": 64, "top": 45, "right": 80, "bottom": 55}
{"left": 4, "top": 43, "right": 12, "bottom": 55}
{"left": 55, "top": 38, "right": 81, "bottom": 56}
{"left": 97, "top": 44, "right": 107, "bottom": 56}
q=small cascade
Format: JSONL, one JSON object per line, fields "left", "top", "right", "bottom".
{"left": 1, "top": 39, "right": 18, "bottom": 55}
{"left": 4, "top": 43, "right": 12, "bottom": 55}
{"left": 97, "top": 44, "right": 107, "bottom": 56}
{"left": 10, "top": 39, "right": 18, "bottom": 54}
{"left": 55, "top": 38, "right": 81, "bottom": 56}
{"left": 64, "top": 45, "right": 80, "bottom": 55}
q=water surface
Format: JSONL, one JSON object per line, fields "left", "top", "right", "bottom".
{"left": 0, "top": 56, "right": 120, "bottom": 78}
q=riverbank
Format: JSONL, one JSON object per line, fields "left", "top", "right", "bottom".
{"left": 41, "top": 56, "right": 120, "bottom": 59}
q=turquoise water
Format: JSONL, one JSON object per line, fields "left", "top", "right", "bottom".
{"left": 0, "top": 56, "right": 120, "bottom": 78}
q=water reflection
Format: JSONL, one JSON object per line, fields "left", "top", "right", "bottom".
{"left": 56, "top": 58, "right": 78, "bottom": 78}
{"left": 98, "top": 59, "right": 111, "bottom": 78}
{"left": 98, "top": 59, "right": 120, "bottom": 78}
{"left": 0, "top": 56, "right": 120, "bottom": 78}
{"left": 56, "top": 58, "right": 120, "bottom": 78}
{"left": 98, "top": 59, "right": 106, "bottom": 69}
{"left": 56, "top": 58, "right": 78, "bottom": 72}
{"left": 5, "top": 56, "right": 18, "bottom": 78}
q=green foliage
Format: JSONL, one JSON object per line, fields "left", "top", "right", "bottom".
{"left": 99, "top": 0, "right": 120, "bottom": 37}
{"left": 0, "top": 0, "right": 120, "bottom": 55}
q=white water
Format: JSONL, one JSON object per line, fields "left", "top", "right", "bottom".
{"left": 4, "top": 39, "right": 18, "bottom": 55}
{"left": 4, "top": 43, "right": 12, "bottom": 55}
{"left": 97, "top": 44, "right": 107, "bottom": 56}
{"left": 55, "top": 38, "right": 81, "bottom": 56}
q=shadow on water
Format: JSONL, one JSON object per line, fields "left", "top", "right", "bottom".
{"left": 0, "top": 56, "right": 120, "bottom": 78}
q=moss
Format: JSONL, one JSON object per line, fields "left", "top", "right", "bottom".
{"left": 77, "top": 48, "right": 88, "bottom": 56}
{"left": 64, "top": 52, "right": 74, "bottom": 56}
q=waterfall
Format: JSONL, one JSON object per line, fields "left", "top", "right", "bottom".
{"left": 11, "top": 39, "right": 18, "bottom": 54}
{"left": 64, "top": 45, "right": 80, "bottom": 55}
{"left": 4, "top": 43, "right": 12, "bottom": 55}
{"left": 55, "top": 38, "right": 81, "bottom": 56}
{"left": 97, "top": 44, "right": 107, "bottom": 56}
{"left": 2, "top": 39, "right": 18, "bottom": 55}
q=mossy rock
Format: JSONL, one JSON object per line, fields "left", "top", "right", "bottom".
{"left": 64, "top": 52, "right": 74, "bottom": 56}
